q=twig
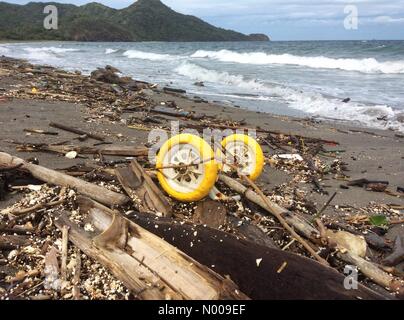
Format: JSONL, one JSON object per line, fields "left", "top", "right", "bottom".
{"left": 72, "top": 248, "right": 81, "bottom": 300}
{"left": 390, "top": 219, "right": 404, "bottom": 225}
{"left": 312, "top": 192, "right": 337, "bottom": 221}
{"left": 61, "top": 226, "right": 69, "bottom": 280}
{"left": 155, "top": 157, "right": 215, "bottom": 170}
{"left": 16, "top": 281, "right": 44, "bottom": 298}
{"left": 282, "top": 239, "right": 296, "bottom": 251}
{"left": 49, "top": 122, "right": 105, "bottom": 141}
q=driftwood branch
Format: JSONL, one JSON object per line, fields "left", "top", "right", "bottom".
{"left": 0, "top": 152, "right": 129, "bottom": 207}
{"left": 16, "top": 144, "right": 149, "bottom": 157}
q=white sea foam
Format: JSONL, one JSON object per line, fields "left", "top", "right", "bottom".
{"left": 25, "top": 47, "right": 80, "bottom": 54}
{"left": 176, "top": 62, "right": 404, "bottom": 131}
{"left": 19, "top": 47, "right": 80, "bottom": 61}
{"left": 191, "top": 50, "right": 404, "bottom": 74}
{"left": 105, "top": 48, "right": 118, "bottom": 54}
{"left": 123, "top": 50, "right": 177, "bottom": 61}
{"left": 0, "top": 46, "right": 10, "bottom": 55}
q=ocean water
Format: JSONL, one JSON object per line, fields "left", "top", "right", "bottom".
{"left": 1, "top": 41, "right": 404, "bottom": 132}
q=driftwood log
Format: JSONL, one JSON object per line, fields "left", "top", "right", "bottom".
{"left": 0, "top": 152, "right": 128, "bottom": 206}
{"left": 128, "top": 211, "right": 386, "bottom": 300}
{"left": 64, "top": 197, "right": 248, "bottom": 300}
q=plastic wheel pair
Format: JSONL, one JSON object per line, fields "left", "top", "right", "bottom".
{"left": 156, "top": 134, "right": 264, "bottom": 202}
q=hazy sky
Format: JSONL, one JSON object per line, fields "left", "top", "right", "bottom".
{"left": 7, "top": 0, "right": 404, "bottom": 40}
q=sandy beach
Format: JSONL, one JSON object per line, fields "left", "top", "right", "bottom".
{"left": 1, "top": 55, "right": 404, "bottom": 300}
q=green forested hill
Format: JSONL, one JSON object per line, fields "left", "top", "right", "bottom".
{"left": 0, "top": 0, "right": 270, "bottom": 42}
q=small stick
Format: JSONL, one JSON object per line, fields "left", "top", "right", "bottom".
{"left": 282, "top": 239, "right": 296, "bottom": 251}
{"left": 72, "top": 248, "right": 81, "bottom": 300}
{"left": 49, "top": 122, "right": 105, "bottom": 141}
{"left": 312, "top": 191, "right": 338, "bottom": 221}
{"left": 390, "top": 219, "right": 404, "bottom": 225}
{"left": 155, "top": 157, "right": 215, "bottom": 170}
{"left": 277, "top": 262, "right": 288, "bottom": 273}
{"left": 10, "top": 187, "right": 67, "bottom": 220}
{"left": 9, "top": 198, "right": 65, "bottom": 218}
{"left": 24, "top": 129, "right": 58, "bottom": 136}
{"left": 61, "top": 226, "right": 69, "bottom": 281}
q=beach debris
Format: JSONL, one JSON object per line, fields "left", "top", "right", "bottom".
{"left": 163, "top": 87, "right": 186, "bottom": 94}
{"left": 348, "top": 179, "right": 389, "bottom": 192}
{"left": 89, "top": 65, "right": 146, "bottom": 91}
{"left": 383, "top": 236, "right": 404, "bottom": 267}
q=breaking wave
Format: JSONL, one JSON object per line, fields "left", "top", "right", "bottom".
{"left": 175, "top": 62, "right": 403, "bottom": 131}
{"left": 105, "top": 48, "right": 119, "bottom": 54}
{"left": 24, "top": 47, "right": 80, "bottom": 54}
{"left": 191, "top": 50, "right": 404, "bottom": 74}
{"left": 123, "top": 50, "right": 177, "bottom": 61}
{"left": 19, "top": 47, "right": 80, "bottom": 61}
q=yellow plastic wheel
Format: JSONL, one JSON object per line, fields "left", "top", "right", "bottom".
{"left": 156, "top": 134, "right": 218, "bottom": 202}
{"left": 218, "top": 134, "right": 265, "bottom": 181}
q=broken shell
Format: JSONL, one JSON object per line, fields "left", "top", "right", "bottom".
{"left": 65, "top": 151, "right": 78, "bottom": 159}
{"left": 28, "top": 185, "right": 42, "bottom": 191}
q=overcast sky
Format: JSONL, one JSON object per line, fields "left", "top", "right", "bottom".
{"left": 7, "top": 0, "right": 404, "bottom": 40}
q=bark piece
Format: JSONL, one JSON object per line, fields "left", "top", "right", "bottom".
{"left": 193, "top": 199, "right": 227, "bottom": 229}
{"left": 115, "top": 160, "right": 172, "bottom": 217}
